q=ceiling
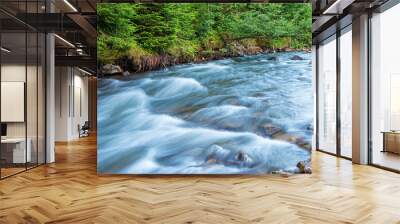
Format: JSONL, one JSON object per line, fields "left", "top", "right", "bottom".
{"left": 0, "top": 0, "right": 98, "bottom": 72}
{"left": 312, "top": 0, "right": 391, "bottom": 43}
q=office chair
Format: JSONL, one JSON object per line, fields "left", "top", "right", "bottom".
{"left": 79, "top": 121, "right": 90, "bottom": 138}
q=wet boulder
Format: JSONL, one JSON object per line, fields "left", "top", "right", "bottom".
{"left": 274, "top": 134, "right": 312, "bottom": 151}
{"left": 305, "top": 124, "right": 313, "bottom": 131}
{"left": 272, "top": 170, "right": 293, "bottom": 177}
{"left": 289, "top": 55, "right": 304, "bottom": 61}
{"left": 235, "top": 151, "right": 251, "bottom": 162}
{"left": 206, "top": 158, "right": 218, "bottom": 164}
{"left": 294, "top": 137, "right": 312, "bottom": 151}
{"left": 205, "top": 145, "right": 229, "bottom": 164}
{"left": 267, "top": 56, "right": 277, "bottom": 61}
{"left": 122, "top": 71, "right": 130, "bottom": 76}
{"left": 221, "top": 122, "right": 243, "bottom": 131}
{"left": 205, "top": 146, "right": 254, "bottom": 168}
{"left": 247, "top": 46, "right": 263, "bottom": 55}
{"left": 228, "top": 151, "right": 253, "bottom": 167}
{"left": 252, "top": 93, "right": 265, "bottom": 98}
{"left": 101, "top": 64, "right": 123, "bottom": 75}
{"left": 297, "top": 160, "right": 312, "bottom": 174}
{"left": 259, "top": 123, "right": 283, "bottom": 137}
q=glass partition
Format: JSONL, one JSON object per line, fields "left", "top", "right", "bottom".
{"left": 370, "top": 4, "right": 400, "bottom": 171}
{"left": 339, "top": 26, "right": 352, "bottom": 158}
{"left": 317, "top": 35, "right": 337, "bottom": 154}
{"left": 1, "top": 31, "right": 28, "bottom": 178}
{"left": 0, "top": 2, "right": 46, "bottom": 179}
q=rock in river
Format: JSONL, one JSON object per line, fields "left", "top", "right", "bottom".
{"left": 101, "top": 64, "right": 123, "bottom": 75}
{"left": 122, "top": 71, "right": 130, "bottom": 76}
{"left": 235, "top": 151, "right": 251, "bottom": 162}
{"left": 259, "top": 123, "right": 283, "bottom": 137}
{"left": 272, "top": 170, "right": 293, "bottom": 177}
{"left": 297, "top": 160, "right": 312, "bottom": 174}
{"left": 289, "top": 55, "right": 304, "bottom": 61}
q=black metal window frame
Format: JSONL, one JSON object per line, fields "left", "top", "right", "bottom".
{"left": 315, "top": 0, "right": 400, "bottom": 173}
{"left": 315, "top": 23, "right": 352, "bottom": 161}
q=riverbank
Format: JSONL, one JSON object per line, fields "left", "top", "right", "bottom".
{"left": 100, "top": 47, "right": 311, "bottom": 76}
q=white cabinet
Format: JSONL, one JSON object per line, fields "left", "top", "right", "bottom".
{"left": 1, "top": 138, "right": 32, "bottom": 163}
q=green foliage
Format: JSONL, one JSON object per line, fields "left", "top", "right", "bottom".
{"left": 97, "top": 3, "right": 311, "bottom": 64}
{"left": 97, "top": 4, "right": 139, "bottom": 63}
{"left": 167, "top": 39, "right": 199, "bottom": 61}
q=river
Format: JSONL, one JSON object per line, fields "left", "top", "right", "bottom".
{"left": 98, "top": 52, "right": 313, "bottom": 174}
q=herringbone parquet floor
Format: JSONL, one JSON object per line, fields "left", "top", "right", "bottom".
{"left": 1, "top": 135, "right": 400, "bottom": 224}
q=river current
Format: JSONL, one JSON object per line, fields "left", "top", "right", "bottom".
{"left": 98, "top": 52, "right": 313, "bottom": 174}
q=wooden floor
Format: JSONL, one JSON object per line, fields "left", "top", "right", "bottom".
{"left": 0, "top": 167, "right": 26, "bottom": 178}
{"left": 1, "top": 136, "right": 400, "bottom": 224}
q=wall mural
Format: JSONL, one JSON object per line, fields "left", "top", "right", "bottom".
{"left": 97, "top": 3, "right": 313, "bottom": 174}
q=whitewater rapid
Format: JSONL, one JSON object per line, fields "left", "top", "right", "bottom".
{"left": 98, "top": 52, "right": 313, "bottom": 174}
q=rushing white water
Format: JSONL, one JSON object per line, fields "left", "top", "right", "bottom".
{"left": 98, "top": 52, "right": 313, "bottom": 174}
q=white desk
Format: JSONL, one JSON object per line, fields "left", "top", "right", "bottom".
{"left": 1, "top": 138, "right": 31, "bottom": 163}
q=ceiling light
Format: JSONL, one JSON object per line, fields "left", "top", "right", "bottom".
{"left": 322, "top": 0, "right": 355, "bottom": 15}
{"left": 323, "top": 0, "right": 341, "bottom": 14}
{"left": 63, "top": 0, "right": 78, "bottom": 12}
{"left": 76, "top": 48, "right": 86, "bottom": 56}
{"left": 78, "top": 67, "right": 93, "bottom": 76}
{"left": 54, "top": 34, "right": 75, "bottom": 48}
{"left": 1, "top": 47, "right": 11, "bottom": 53}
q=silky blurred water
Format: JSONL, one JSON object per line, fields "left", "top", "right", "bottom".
{"left": 98, "top": 52, "right": 313, "bottom": 174}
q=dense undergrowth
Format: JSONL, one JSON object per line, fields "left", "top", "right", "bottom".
{"left": 98, "top": 3, "right": 311, "bottom": 72}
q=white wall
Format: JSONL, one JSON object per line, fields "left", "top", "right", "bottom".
{"left": 1, "top": 64, "right": 43, "bottom": 137}
{"left": 1, "top": 63, "right": 46, "bottom": 164}
{"left": 55, "top": 66, "right": 89, "bottom": 141}
{"left": 1, "top": 65, "right": 25, "bottom": 130}
{"left": 55, "top": 66, "right": 69, "bottom": 141}
{"left": 1, "top": 65, "right": 26, "bottom": 139}
{"left": 72, "top": 72, "right": 89, "bottom": 138}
